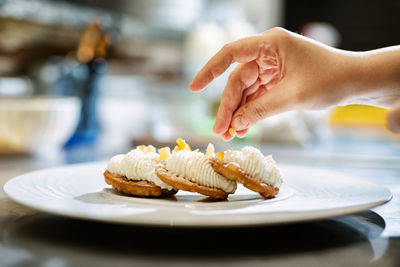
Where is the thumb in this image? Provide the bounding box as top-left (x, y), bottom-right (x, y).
top-left (231, 83), bottom-right (290, 130)
top-left (387, 102), bottom-right (400, 134)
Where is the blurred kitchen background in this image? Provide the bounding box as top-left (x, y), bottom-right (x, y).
top-left (0, 0), bottom-right (399, 167)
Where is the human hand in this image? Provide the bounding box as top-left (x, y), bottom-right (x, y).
top-left (189, 27), bottom-right (371, 141)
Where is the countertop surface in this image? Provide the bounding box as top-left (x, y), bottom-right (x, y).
top-left (1, 141), bottom-right (400, 267)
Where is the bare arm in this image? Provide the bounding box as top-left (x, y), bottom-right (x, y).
top-left (189, 28), bottom-right (400, 141)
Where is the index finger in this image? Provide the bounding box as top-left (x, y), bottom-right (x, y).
top-left (188, 35), bottom-right (263, 92)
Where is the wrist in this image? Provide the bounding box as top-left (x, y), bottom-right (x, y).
top-left (324, 51), bottom-right (365, 105)
top-left (342, 47), bottom-right (400, 107)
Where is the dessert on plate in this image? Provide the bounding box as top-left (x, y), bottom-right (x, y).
top-left (156, 139), bottom-right (237, 200)
top-left (104, 137), bottom-right (283, 201)
top-left (209, 146), bottom-right (283, 199)
top-left (104, 145), bottom-right (178, 197)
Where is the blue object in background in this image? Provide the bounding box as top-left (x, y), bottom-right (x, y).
top-left (60, 59), bottom-right (107, 148)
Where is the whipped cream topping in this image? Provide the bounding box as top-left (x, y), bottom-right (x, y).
top-left (166, 150), bottom-right (237, 194)
top-left (107, 154), bottom-right (125, 175)
top-left (223, 146), bottom-right (283, 187)
top-left (107, 149), bottom-right (174, 190)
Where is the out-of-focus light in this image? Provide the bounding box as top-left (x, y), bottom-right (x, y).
top-left (0, 77), bottom-right (32, 96)
top-left (152, 122), bottom-right (173, 143)
top-left (300, 22), bottom-right (341, 47)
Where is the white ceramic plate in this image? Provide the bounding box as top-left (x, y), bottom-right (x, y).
top-left (4, 162), bottom-right (392, 227)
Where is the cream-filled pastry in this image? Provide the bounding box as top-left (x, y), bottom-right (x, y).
top-left (156, 140), bottom-right (236, 199)
top-left (104, 146), bottom-right (177, 197)
top-left (210, 146), bottom-right (282, 199)
top-left (121, 149), bottom-right (175, 191)
top-left (223, 146), bottom-right (283, 187)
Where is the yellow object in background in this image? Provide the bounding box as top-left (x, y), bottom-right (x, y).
top-left (330, 105), bottom-right (389, 126)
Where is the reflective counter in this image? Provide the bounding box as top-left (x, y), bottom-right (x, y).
top-left (0, 144), bottom-right (399, 267)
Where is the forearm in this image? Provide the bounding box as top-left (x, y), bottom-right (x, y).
top-left (343, 45), bottom-right (400, 107)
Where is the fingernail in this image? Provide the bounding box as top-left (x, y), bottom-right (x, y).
top-left (232, 116), bottom-right (249, 131)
